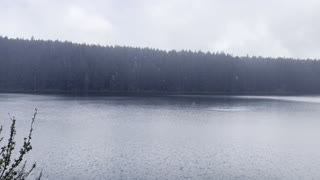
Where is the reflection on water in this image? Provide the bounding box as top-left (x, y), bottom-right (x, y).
top-left (0, 94), bottom-right (320, 180)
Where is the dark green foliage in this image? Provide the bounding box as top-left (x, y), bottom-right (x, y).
top-left (0, 109), bottom-right (41, 180)
top-left (0, 36), bottom-right (320, 94)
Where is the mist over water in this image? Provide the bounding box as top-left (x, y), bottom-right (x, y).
top-left (1, 94), bottom-right (320, 179)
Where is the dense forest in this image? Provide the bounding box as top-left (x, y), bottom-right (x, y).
top-left (0, 36), bottom-right (320, 95)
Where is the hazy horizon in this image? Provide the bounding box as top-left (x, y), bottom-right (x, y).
top-left (1, 0), bottom-right (320, 59)
top-left (1, 35), bottom-right (319, 60)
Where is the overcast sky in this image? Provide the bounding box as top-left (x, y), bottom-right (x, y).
top-left (1, 0), bottom-right (319, 59)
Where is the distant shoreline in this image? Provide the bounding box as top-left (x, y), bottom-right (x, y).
top-left (0, 90), bottom-right (317, 97)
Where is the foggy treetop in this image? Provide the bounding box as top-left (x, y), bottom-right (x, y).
top-left (2, 0), bottom-right (320, 59)
top-left (0, 36), bottom-right (320, 94)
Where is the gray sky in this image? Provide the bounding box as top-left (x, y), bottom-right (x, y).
top-left (1, 0), bottom-right (319, 59)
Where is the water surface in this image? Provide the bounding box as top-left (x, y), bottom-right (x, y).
top-left (0, 94), bottom-right (320, 179)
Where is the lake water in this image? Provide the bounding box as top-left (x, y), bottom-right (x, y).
top-left (0, 94), bottom-right (320, 180)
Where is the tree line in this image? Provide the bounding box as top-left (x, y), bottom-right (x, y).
top-left (0, 36), bottom-right (319, 95)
